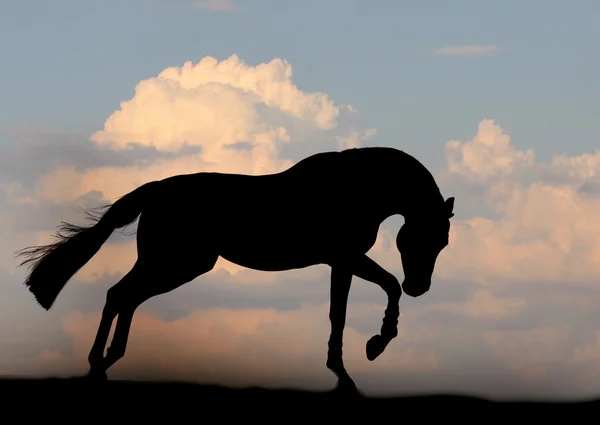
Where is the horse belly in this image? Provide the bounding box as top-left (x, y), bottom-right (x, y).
top-left (218, 251), bottom-right (322, 272)
top-left (218, 234), bottom-right (324, 271)
top-left (216, 219), bottom-right (327, 272)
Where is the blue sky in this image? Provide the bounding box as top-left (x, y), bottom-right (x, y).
top-left (1, 0), bottom-right (600, 400)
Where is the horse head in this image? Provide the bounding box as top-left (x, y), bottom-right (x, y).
top-left (396, 196), bottom-right (454, 298)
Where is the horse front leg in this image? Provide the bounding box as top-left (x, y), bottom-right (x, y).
top-left (350, 255), bottom-right (401, 362)
top-left (326, 266), bottom-right (358, 393)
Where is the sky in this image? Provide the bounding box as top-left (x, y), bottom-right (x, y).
top-left (1, 0), bottom-right (600, 401)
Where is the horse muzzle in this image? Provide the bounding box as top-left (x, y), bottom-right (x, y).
top-left (401, 279), bottom-right (431, 298)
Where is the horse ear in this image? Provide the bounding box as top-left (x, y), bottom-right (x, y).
top-left (445, 197), bottom-right (455, 217)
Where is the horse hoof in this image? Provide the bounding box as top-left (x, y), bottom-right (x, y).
top-left (366, 334), bottom-right (388, 361)
top-left (334, 377), bottom-right (361, 398)
top-left (326, 357), bottom-right (359, 396)
top-left (85, 369), bottom-right (108, 381)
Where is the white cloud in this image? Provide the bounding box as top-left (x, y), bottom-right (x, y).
top-left (337, 128), bottom-right (377, 150)
top-left (445, 119), bottom-right (535, 180)
top-left (30, 54), bottom-right (366, 205)
top-left (433, 119), bottom-right (600, 285)
top-left (316, 118), bottom-right (600, 289)
top-left (433, 45), bottom-right (499, 56)
top-left (92, 54), bottom-right (342, 152)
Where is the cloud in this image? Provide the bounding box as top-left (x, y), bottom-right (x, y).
top-left (91, 54), bottom-right (342, 151)
top-left (22, 54), bottom-right (366, 206)
top-left (433, 45), bottom-right (499, 56)
top-left (424, 289), bottom-right (526, 319)
top-left (6, 49), bottom-right (600, 400)
top-left (337, 128), bottom-right (377, 150)
top-left (188, 0), bottom-right (241, 13)
top-left (4, 304), bottom-right (438, 392)
top-left (0, 126), bottom-right (203, 188)
top-left (431, 119), bottom-right (600, 286)
top-left (8, 105), bottom-right (600, 293)
top-left (0, 53), bottom-right (375, 296)
top-left (445, 120), bottom-right (535, 180)
top-left (4, 224), bottom-right (600, 400)
top-left (12, 114), bottom-right (600, 292)
top-left (7, 273), bottom-right (600, 399)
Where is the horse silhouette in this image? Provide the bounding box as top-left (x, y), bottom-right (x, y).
top-left (16, 146), bottom-right (455, 393)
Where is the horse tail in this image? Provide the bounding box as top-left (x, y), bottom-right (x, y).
top-left (16, 181), bottom-right (161, 310)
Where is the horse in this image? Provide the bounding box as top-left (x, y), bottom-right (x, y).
top-left (15, 146), bottom-right (455, 392)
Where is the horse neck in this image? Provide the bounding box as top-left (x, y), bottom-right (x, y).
top-left (386, 162), bottom-right (444, 220)
top-left (398, 186), bottom-right (445, 222)
top-left (321, 147), bottom-right (445, 220)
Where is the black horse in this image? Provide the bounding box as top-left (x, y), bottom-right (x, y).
top-left (16, 146), bottom-right (455, 392)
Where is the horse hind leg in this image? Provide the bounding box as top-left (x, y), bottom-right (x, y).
top-left (87, 263), bottom-right (142, 378)
top-left (87, 251), bottom-right (219, 379)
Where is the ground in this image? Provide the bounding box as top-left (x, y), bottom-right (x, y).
top-left (1, 377), bottom-right (597, 421)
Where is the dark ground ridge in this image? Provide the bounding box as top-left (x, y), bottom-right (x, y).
top-left (1, 377), bottom-right (599, 419)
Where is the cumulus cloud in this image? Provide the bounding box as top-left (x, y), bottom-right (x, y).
top-left (92, 55), bottom-right (340, 152)
top-left (27, 54), bottom-right (365, 205)
top-left (445, 120), bottom-right (535, 180)
top-left (337, 128), bottom-right (377, 150)
top-left (433, 45), bottom-right (499, 56)
top-left (432, 119), bottom-right (600, 286)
